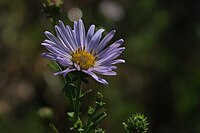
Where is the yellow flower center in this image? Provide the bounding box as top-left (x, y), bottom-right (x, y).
top-left (71, 50), bottom-right (96, 70)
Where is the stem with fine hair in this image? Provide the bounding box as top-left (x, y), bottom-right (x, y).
top-left (74, 78), bottom-right (82, 122)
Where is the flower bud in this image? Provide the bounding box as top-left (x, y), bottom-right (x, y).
top-left (38, 107), bottom-right (54, 120)
top-left (47, 0), bottom-right (63, 7)
top-left (123, 113), bottom-right (149, 133)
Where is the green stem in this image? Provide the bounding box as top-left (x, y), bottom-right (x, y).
top-left (50, 122), bottom-right (59, 133)
top-left (74, 78), bottom-right (82, 122)
top-left (84, 111), bottom-right (96, 133)
top-left (86, 109), bottom-right (97, 127)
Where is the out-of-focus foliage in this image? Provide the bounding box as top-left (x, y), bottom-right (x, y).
top-left (0, 0), bottom-right (199, 133)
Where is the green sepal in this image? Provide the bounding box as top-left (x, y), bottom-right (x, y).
top-left (87, 106), bottom-right (95, 116)
top-left (70, 118), bottom-right (84, 132)
top-left (95, 101), bottom-right (106, 110)
top-left (67, 112), bottom-right (74, 121)
top-left (95, 128), bottom-right (105, 133)
top-left (95, 92), bottom-right (106, 110)
top-left (47, 61), bottom-right (61, 72)
top-left (96, 92), bottom-right (104, 102)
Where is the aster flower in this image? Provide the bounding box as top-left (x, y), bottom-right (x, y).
top-left (42, 19), bottom-right (125, 85)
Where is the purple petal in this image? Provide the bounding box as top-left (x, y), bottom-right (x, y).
top-left (56, 56), bottom-right (73, 66)
top-left (41, 53), bottom-right (56, 60)
top-left (55, 26), bottom-right (75, 52)
top-left (42, 43), bottom-right (66, 57)
top-left (85, 24), bottom-right (95, 47)
top-left (92, 68), bottom-right (117, 76)
top-left (98, 47), bottom-right (125, 60)
top-left (95, 30), bottom-right (116, 52)
top-left (110, 59), bottom-right (125, 64)
top-left (44, 31), bottom-right (70, 52)
top-left (109, 39), bottom-right (124, 48)
top-left (100, 71), bottom-right (117, 76)
top-left (42, 43), bottom-right (72, 59)
top-left (78, 19), bottom-right (86, 49)
top-left (74, 63), bottom-right (81, 71)
top-left (58, 20), bottom-right (78, 50)
top-left (83, 70), bottom-right (108, 85)
top-left (43, 39), bottom-right (68, 53)
top-left (97, 47), bottom-right (125, 64)
top-left (66, 25), bottom-right (78, 50)
top-left (54, 68), bottom-right (76, 76)
top-left (97, 39), bottom-right (124, 59)
top-left (73, 21), bottom-right (81, 48)
top-left (87, 29), bottom-right (105, 52)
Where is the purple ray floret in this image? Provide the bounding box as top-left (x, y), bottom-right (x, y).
top-left (42, 19), bottom-right (125, 85)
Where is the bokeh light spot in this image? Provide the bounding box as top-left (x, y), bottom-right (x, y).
top-left (68, 7), bottom-right (83, 22)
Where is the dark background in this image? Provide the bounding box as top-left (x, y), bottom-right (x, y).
top-left (0, 0), bottom-right (200, 133)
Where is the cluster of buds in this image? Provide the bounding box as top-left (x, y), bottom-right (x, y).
top-left (123, 113), bottom-right (149, 133)
top-left (42, 0), bottom-right (63, 22)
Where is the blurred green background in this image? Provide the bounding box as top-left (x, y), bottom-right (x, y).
top-left (0, 0), bottom-right (200, 133)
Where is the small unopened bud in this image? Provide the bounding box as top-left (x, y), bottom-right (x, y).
top-left (95, 128), bottom-right (105, 133)
top-left (123, 113), bottom-right (149, 133)
top-left (47, 0), bottom-right (63, 7)
top-left (70, 118), bottom-right (84, 132)
top-left (38, 107), bottom-right (54, 120)
top-left (95, 92), bottom-right (106, 109)
top-left (87, 106), bottom-right (95, 115)
top-left (96, 92), bottom-right (104, 102)
top-left (42, 0), bottom-right (63, 19)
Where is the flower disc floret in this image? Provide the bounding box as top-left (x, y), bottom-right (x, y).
top-left (72, 49), bottom-right (95, 70)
